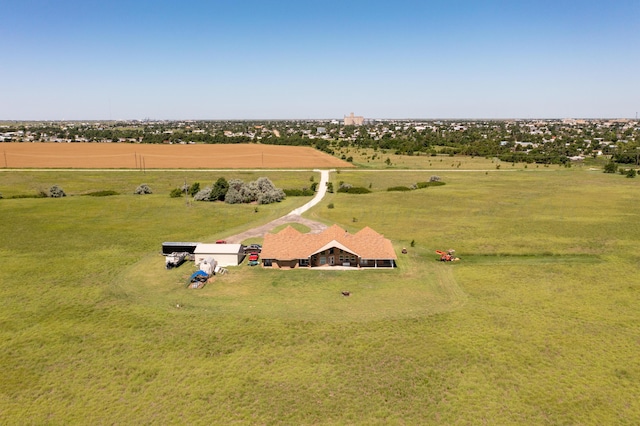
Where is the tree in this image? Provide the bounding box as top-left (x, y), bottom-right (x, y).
top-left (224, 179), bottom-right (245, 204)
top-left (194, 187), bottom-right (212, 201)
top-left (134, 184), bottom-right (152, 195)
top-left (188, 182), bottom-right (200, 196)
top-left (603, 161), bottom-right (618, 174)
top-left (49, 185), bottom-right (66, 198)
top-left (209, 177), bottom-right (229, 201)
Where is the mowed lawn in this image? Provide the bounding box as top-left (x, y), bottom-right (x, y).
top-left (1, 166), bottom-right (640, 424)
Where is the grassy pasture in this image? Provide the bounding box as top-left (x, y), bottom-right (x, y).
top-left (333, 146), bottom-right (605, 170)
top-left (1, 165), bottom-right (640, 424)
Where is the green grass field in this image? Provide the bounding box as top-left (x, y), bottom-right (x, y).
top-left (1, 164), bottom-right (639, 424)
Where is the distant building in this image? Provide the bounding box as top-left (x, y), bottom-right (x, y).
top-left (344, 112), bottom-right (364, 126)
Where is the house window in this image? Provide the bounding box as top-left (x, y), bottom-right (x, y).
top-left (339, 255), bottom-right (344, 262)
top-left (299, 259), bottom-right (309, 267)
top-left (329, 248), bottom-right (334, 254)
top-left (263, 259), bottom-right (272, 267)
top-left (320, 256), bottom-right (326, 265)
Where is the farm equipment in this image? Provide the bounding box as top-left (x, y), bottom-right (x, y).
top-left (436, 249), bottom-right (460, 262)
top-left (166, 251), bottom-right (189, 269)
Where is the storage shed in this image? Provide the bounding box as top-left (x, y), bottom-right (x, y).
top-left (194, 244), bottom-right (245, 267)
top-left (162, 242), bottom-right (200, 256)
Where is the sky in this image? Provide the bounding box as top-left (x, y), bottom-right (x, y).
top-left (1, 0), bottom-right (639, 120)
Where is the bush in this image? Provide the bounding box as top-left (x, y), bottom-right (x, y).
top-left (327, 203), bottom-right (334, 209)
top-left (134, 184), bottom-right (152, 195)
top-left (0, 192), bottom-right (3, 199)
top-left (604, 162), bottom-right (618, 174)
top-left (310, 182), bottom-right (318, 192)
top-left (170, 188), bottom-right (183, 198)
top-left (188, 182), bottom-right (200, 196)
top-left (430, 175), bottom-right (441, 182)
top-left (85, 190), bottom-right (119, 197)
top-left (258, 188), bottom-right (286, 204)
top-left (209, 177), bottom-right (228, 201)
top-left (284, 188), bottom-right (314, 196)
top-left (326, 182), bottom-right (334, 193)
top-left (625, 168), bottom-right (637, 178)
top-left (338, 186), bottom-right (371, 194)
top-left (49, 185), bottom-right (66, 198)
top-left (194, 187), bottom-right (212, 201)
top-left (10, 193), bottom-right (47, 199)
top-left (387, 186), bottom-right (411, 192)
top-left (416, 181), bottom-right (446, 188)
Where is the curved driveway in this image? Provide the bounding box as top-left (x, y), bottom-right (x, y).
top-left (225, 169), bottom-right (331, 244)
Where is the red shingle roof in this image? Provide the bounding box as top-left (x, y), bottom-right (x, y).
top-left (261, 224), bottom-right (396, 261)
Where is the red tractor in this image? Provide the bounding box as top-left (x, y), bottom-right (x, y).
top-left (436, 249), bottom-right (460, 262)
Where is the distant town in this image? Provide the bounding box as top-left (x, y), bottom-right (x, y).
top-left (1, 115), bottom-right (639, 165)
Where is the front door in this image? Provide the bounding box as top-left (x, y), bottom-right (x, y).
top-left (329, 256), bottom-right (334, 265)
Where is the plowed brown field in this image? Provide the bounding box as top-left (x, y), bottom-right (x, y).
top-left (0, 143), bottom-right (353, 169)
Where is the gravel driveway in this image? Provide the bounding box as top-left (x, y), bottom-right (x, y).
top-left (224, 170), bottom-right (331, 243)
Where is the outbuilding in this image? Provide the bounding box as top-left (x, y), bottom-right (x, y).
top-left (193, 243), bottom-right (245, 267)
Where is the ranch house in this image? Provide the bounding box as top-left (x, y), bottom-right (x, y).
top-left (260, 224), bottom-right (397, 269)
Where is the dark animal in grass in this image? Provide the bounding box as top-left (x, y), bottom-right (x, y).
top-left (341, 291), bottom-right (351, 297)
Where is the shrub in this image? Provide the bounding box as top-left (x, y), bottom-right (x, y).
top-left (326, 182), bottom-right (334, 193)
top-left (416, 181), bottom-right (446, 188)
top-left (625, 168), bottom-right (637, 178)
top-left (85, 190), bottom-right (119, 197)
top-left (11, 193), bottom-right (47, 199)
top-left (170, 188), bottom-right (183, 198)
top-left (310, 182), bottom-right (318, 192)
top-left (603, 162), bottom-right (618, 174)
top-left (338, 186), bottom-right (371, 194)
top-left (194, 187), bottom-right (212, 201)
top-left (327, 203), bottom-right (334, 209)
top-left (387, 186), bottom-right (411, 192)
top-left (224, 179), bottom-right (245, 204)
top-left (284, 189), bottom-right (314, 196)
top-left (430, 175), bottom-right (441, 182)
top-left (258, 188), bottom-right (286, 204)
top-left (188, 182), bottom-right (200, 196)
top-left (209, 177), bottom-right (228, 201)
top-left (134, 184), bottom-right (152, 195)
top-left (49, 185), bottom-right (66, 198)
top-left (0, 192), bottom-right (3, 199)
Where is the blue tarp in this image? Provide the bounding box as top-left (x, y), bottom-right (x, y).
top-left (189, 270), bottom-right (209, 282)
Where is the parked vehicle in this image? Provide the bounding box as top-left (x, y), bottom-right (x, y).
top-left (244, 244), bottom-right (262, 254)
top-left (248, 253), bottom-right (259, 262)
top-left (165, 252), bottom-right (189, 269)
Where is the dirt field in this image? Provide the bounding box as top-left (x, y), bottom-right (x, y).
top-left (0, 142), bottom-right (353, 169)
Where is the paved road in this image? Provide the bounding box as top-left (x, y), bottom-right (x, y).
top-left (225, 169), bottom-right (331, 243)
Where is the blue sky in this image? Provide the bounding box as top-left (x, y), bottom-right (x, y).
top-left (1, 0), bottom-right (638, 119)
